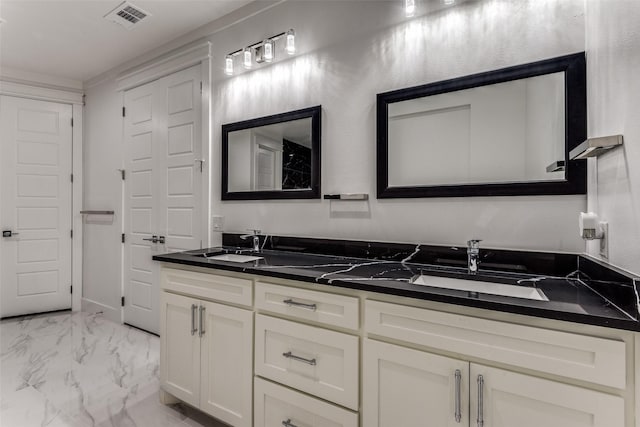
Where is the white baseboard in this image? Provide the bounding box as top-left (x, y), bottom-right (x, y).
top-left (81, 298), bottom-right (121, 324)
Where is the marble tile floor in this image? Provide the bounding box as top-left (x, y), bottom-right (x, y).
top-left (0, 311), bottom-right (225, 427)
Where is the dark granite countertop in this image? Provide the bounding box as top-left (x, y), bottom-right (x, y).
top-left (153, 236), bottom-right (640, 332)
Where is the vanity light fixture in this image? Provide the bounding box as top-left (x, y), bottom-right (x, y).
top-left (405, 0), bottom-right (416, 17)
top-left (243, 47), bottom-right (253, 69)
top-left (285, 29), bottom-right (296, 55)
top-left (224, 55), bottom-right (234, 76)
top-left (223, 29), bottom-right (297, 76)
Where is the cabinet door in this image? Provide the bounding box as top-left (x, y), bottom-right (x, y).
top-left (363, 339), bottom-right (469, 427)
top-left (160, 292), bottom-right (201, 407)
top-left (199, 300), bottom-right (253, 427)
top-left (470, 364), bottom-right (625, 427)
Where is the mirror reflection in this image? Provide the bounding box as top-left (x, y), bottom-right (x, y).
top-left (222, 106), bottom-right (321, 200)
top-left (377, 53), bottom-right (587, 198)
top-left (388, 72), bottom-right (565, 187)
top-left (228, 118), bottom-right (313, 192)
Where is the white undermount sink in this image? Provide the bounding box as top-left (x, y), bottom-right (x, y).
top-left (410, 275), bottom-right (549, 301)
top-left (207, 254), bottom-right (264, 263)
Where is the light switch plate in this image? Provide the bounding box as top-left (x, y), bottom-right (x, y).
top-left (212, 215), bottom-right (224, 232)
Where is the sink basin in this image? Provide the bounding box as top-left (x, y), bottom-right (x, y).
top-left (206, 253), bottom-right (263, 263)
top-left (410, 275), bottom-right (549, 301)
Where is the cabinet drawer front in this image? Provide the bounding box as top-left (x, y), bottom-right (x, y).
top-left (255, 281), bottom-right (359, 330)
top-left (365, 300), bottom-right (626, 389)
top-left (255, 314), bottom-right (359, 410)
top-left (161, 267), bottom-right (252, 307)
top-left (254, 378), bottom-right (358, 427)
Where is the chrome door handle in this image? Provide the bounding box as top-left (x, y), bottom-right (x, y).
top-left (2, 230), bottom-right (19, 237)
top-left (191, 304), bottom-right (198, 336)
top-left (142, 235), bottom-right (158, 243)
top-left (282, 419), bottom-right (298, 427)
top-left (477, 374), bottom-right (484, 427)
top-left (282, 351), bottom-right (316, 365)
top-left (158, 235), bottom-right (165, 244)
top-left (198, 305), bottom-right (205, 337)
top-left (455, 369), bottom-right (462, 423)
top-left (283, 299), bottom-right (317, 311)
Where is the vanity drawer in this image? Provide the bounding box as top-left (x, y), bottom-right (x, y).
top-left (254, 378), bottom-right (358, 427)
top-left (255, 314), bottom-right (359, 410)
top-left (365, 300), bottom-right (626, 389)
top-left (255, 281), bottom-right (359, 330)
top-left (161, 267), bottom-right (252, 307)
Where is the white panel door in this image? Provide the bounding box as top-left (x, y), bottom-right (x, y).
top-left (159, 291), bottom-right (200, 407)
top-left (124, 81), bottom-right (159, 333)
top-left (123, 64), bottom-right (202, 334)
top-left (470, 364), bottom-right (625, 427)
top-left (362, 339), bottom-right (470, 427)
top-left (0, 96), bottom-right (72, 317)
top-left (199, 301), bottom-right (253, 427)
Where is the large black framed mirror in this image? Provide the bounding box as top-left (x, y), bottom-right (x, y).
top-left (222, 106), bottom-right (321, 200)
top-left (376, 53), bottom-right (586, 198)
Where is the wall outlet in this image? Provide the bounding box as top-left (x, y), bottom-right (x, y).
top-left (599, 221), bottom-right (609, 259)
top-left (212, 215), bottom-right (224, 232)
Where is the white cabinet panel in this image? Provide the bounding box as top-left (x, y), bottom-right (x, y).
top-left (255, 377), bottom-right (358, 427)
top-left (199, 301), bottom-right (253, 427)
top-left (363, 339), bottom-right (469, 427)
top-left (470, 364), bottom-right (625, 427)
top-left (255, 314), bottom-right (359, 410)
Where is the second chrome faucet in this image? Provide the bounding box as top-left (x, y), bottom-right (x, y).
top-left (467, 239), bottom-right (482, 275)
top-left (240, 229), bottom-right (262, 252)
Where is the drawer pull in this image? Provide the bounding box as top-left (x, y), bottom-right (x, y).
top-left (283, 299), bottom-right (317, 311)
top-left (477, 374), bottom-right (484, 427)
top-left (282, 351), bottom-right (316, 366)
top-left (281, 419), bottom-right (299, 427)
top-left (191, 304), bottom-right (198, 336)
top-left (199, 305), bottom-right (206, 337)
top-left (454, 369), bottom-right (462, 423)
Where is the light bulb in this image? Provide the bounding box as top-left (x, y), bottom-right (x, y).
top-left (405, 0), bottom-right (415, 17)
top-left (285, 29), bottom-right (296, 55)
top-left (243, 48), bottom-right (252, 69)
top-left (263, 39), bottom-right (274, 63)
top-left (224, 55), bottom-right (234, 76)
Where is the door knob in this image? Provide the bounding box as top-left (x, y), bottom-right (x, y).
top-left (2, 230), bottom-right (19, 238)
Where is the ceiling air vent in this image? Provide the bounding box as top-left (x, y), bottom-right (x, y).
top-left (104, 2), bottom-right (150, 30)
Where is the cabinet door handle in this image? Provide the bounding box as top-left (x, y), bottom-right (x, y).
top-left (199, 305), bottom-right (205, 337)
top-left (190, 304), bottom-right (198, 336)
top-left (454, 369), bottom-right (462, 423)
top-left (283, 299), bottom-right (317, 311)
top-left (282, 351), bottom-right (316, 366)
top-left (282, 419), bottom-right (298, 427)
top-left (477, 374), bottom-right (484, 427)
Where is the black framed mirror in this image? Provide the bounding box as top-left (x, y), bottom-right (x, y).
top-left (222, 106), bottom-right (321, 200)
top-left (376, 53), bottom-right (587, 198)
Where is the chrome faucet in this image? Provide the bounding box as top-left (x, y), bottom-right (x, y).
top-left (467, 239), bottom-right (482, 275)
top-left (240, 229), bottom-right (261, 252)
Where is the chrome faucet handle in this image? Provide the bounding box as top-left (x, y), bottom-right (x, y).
top-left (247, 228), bottom-right (261, 235)
top-left (467, 239), bottom-right (482, 249)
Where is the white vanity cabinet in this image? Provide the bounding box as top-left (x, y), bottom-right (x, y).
top-left (160, 268), bottom-right (253, 427)
top-left (364, 300), bottom-right (627, 427)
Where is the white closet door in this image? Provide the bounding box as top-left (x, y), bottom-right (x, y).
top-left (0, 96), bottom-right (73, 317)
top-left (123, 64), bottom-right (202, 334)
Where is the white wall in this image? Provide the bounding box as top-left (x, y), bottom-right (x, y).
top-left (585, 0), bottom-right (640, 275)
top-left (81, 79), bottom-right (123, 322)
top-left (212, 0), bottom-right (587, 252)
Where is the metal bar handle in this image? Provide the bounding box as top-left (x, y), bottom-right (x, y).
top-left (282, 419), bottom-right (298, 427)
top-left (454, 369), bottom-right (462, 423)
top-left (142, 235), bottom-right (158, 243)
top-left (477, 374), bottom-right (484, 427)
top-left (191, 304), bottom-right (198, 336)
top-left (283, 299), bottom-right (317, 311)
top-left (199, 305), bottom-right (206, 337)
top-left (282, 351), bottom-right (316, 366)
